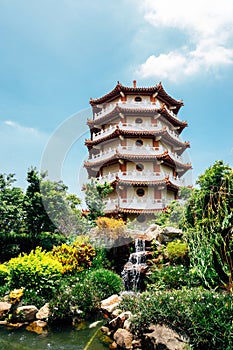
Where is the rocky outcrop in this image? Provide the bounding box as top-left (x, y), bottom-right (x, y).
top-left (113, 328), bottom-right (133, 349)
top-left (36, 303), bottom-right (50, 320)
top-left (16, 305), bottom-right (38, 322)
top-left (26, 320), bottom-right (48, 335)
top-left (0, 302), bottom-right (11, 320)
top-left (142, 324), bottom-right (188, 350)
top-left (101, 294), bottom-right (122, 317)
top-left (101, 294), bottom-right (190, 350)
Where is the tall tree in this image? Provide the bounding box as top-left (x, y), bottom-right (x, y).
top-left (83, 178), bottom-right (113, 222)
top-left (0, 173), bottom-right (25, 234)
top-left (185, 160), bottom-right (233, 290)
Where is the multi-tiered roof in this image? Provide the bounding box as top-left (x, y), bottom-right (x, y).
top-left (84, 81), bottom-right (192, 221)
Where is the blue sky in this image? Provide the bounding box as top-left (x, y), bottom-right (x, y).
top-left (0, 0), bottom-right (232, 199)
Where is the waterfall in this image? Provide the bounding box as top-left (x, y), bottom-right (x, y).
top-left (121, 238), bottom-right (148, 292)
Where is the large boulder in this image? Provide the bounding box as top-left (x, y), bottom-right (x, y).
top-left (144, 224), bottom-right (163, 243)
top-left (0, 302), bottom-right (11, 320)
top-left (161, 227), bottom-right (182, 242)
top-left (142, 324), bottom-right (188, 350)
top-left (26, 320), bottom-right (48, 334)
top-left (101, 295), bottom-right (122, 317)
top-left (113, 328), bottom-right (133, 349)
top-left (16, 305), bottom-right (38, 322)
top-left (36, 303), bottom-right (50, 320)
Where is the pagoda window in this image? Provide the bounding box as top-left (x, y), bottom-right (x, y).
top-left (135, 139), bottom-right (143, 147)
top-left (135, 96), bottom-right (142, 102)
top-left (136, 163), bottom-right (144, 171)
top-left (136, 188), bottom-right (145, 197)
top-left (135, 118), bottom-right (143, 124)
top-left (137, 214), bottom-right (145, 223)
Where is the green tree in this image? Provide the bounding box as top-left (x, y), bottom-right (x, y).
top-left (0, 173), bottom-right (25, 234)
top-left (0, 174), bottom-right (27, 260)
top-left (24, 168), bottom-right (88, 242)
top-left (83, 178), bottom-right (113, 222)
top-left (23, 168), bottom-right (57, 242)
top-left (185, 160), bottom-right (233, 290)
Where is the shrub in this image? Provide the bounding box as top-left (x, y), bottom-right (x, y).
top-left (165, 240), bottom-right (189, 263)
top-left (84, 268), bottom-right (124, 303)
top-left (0, 264), bottom-right (9, 286)
top-left (51, 239), bottom-right (96, 274)
top-left (95, 217), bottom-right (126, 240)
top-left (148, 265), bottom-right (201, 290)
top-left (6, 247), bottom-right (63, 306)
top-left (49, 268), bottom-right (124, 324)
top-left (120, 287), bottom-right (233, 350)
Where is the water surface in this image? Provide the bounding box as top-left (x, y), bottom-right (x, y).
top-left (0, 321), bottom-right (111, 350)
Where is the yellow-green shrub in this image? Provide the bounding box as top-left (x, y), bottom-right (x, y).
top-left (7, 247), bottom-right (63, 300)
top-left (95, 217), bottom-right (126, 240)
top-left (0, 264), bottom-right (9, 286)
top-left (96, 217), bottom-right (125, 229)
top-left (165, 240), bottom-right (189, 263)
top-left (52, 240), bottom-right (96, 274)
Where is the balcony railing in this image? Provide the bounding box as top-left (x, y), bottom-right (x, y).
top-left (92, 121), bottom-right (166, 141)
top-left (88, 145), bottom-right (185, 165)
top-left (103, 197), bottom-right (169, 211)
top-left (98, 170), bottom-right (185, 187)
top-left (93, 101), bottom-right (181, 121)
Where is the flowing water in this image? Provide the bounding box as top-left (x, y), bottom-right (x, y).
top-left (0, 321), bottom-right (111, 350)
top-left (121, 238), bottom-right (148, 291)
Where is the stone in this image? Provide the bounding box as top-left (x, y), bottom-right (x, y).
top-left (144, 224), bottom-right (163, 242)
top-left (101, 295), bottom-right (122, 316)
top-left (36, 303), bottom-right (50, 320)
top-left (161, 227), bottom-right (182, 241)
top-left (0, 302), bottom-right (11, 320)
top-left (142, 324), bottom-right (189, 350)
top-left (114, 328), bottom-right (133, 349)
top-left (109, 311), bottom-right (132, 330)
top-left (26, 320), bottom-right (48, 334)
top-left (16, 305), bottom-right (38, 322)
top-left (123, 319), bottom-right (132, 332)
top-left (109, 341), bottom-right (118, 349)
top-left (101, 326), bottom-right (110, 334)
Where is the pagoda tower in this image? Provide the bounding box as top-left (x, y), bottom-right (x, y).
top-left (84, 81), bottom-right (192, 223)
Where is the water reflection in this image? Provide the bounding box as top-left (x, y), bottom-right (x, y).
top-left (0, 322), bottom-right (111, 350)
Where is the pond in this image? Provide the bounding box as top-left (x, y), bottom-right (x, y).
top-left (0, 320), bottom-right (111, 350)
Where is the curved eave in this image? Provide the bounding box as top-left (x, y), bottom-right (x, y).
top-left (90, 82), bottom-right (183, 113)
top-left (85, 128), bottom-right (190, 151)
top-left (158, 107), bottom-right (187, 133)
top-left (104, 208), bottom-right (164, 215)
top-left (84, 152), bottom-right (192, 175)
top-left (87, 105), bottom-right (187, 130)
top-left (113, 178), bottom-right (180, 189)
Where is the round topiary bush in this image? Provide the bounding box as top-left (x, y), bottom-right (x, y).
top-left (84, 268), bottom-right (124, 302)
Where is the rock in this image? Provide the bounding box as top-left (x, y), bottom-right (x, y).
top-left (109, 311), bottom-right (132, 330)
top-left (144, 224), bottom-right (163, 242)
top-left (142, 324), bottom-right (188, 350)
top-left (0, 302), bottom-right (11, 320)
top-left (36, 303), bottom-right (50, 320)
top-left (123, 319), bottom-right (132, 332)
top-left (114, 328), bottom-right (133, 349)
top-left (132, 339), bottom-right (141, 348)
top-left (109, 341), bottom-right (118, 349)
top-left (26, 320), bottom-right (48, 334)
top-left (7, 322), bottom-right (25, 329)
top-left (101, 325), bottom-right (111, 334)
top-left (161, 227), bottom-right (182, 241)
top-left (101, 295), bottom-right (122, 316)
top-left (16, 305), bottom-right (38, 322)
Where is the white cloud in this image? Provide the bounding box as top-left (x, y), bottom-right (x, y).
top-left (4, 120), bottom-right (41, 137)
top-left (136, 0), bottom-right (233, 81)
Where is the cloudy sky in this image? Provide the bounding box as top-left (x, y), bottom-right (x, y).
top-left (0, 0), bottom-right (232, 197)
